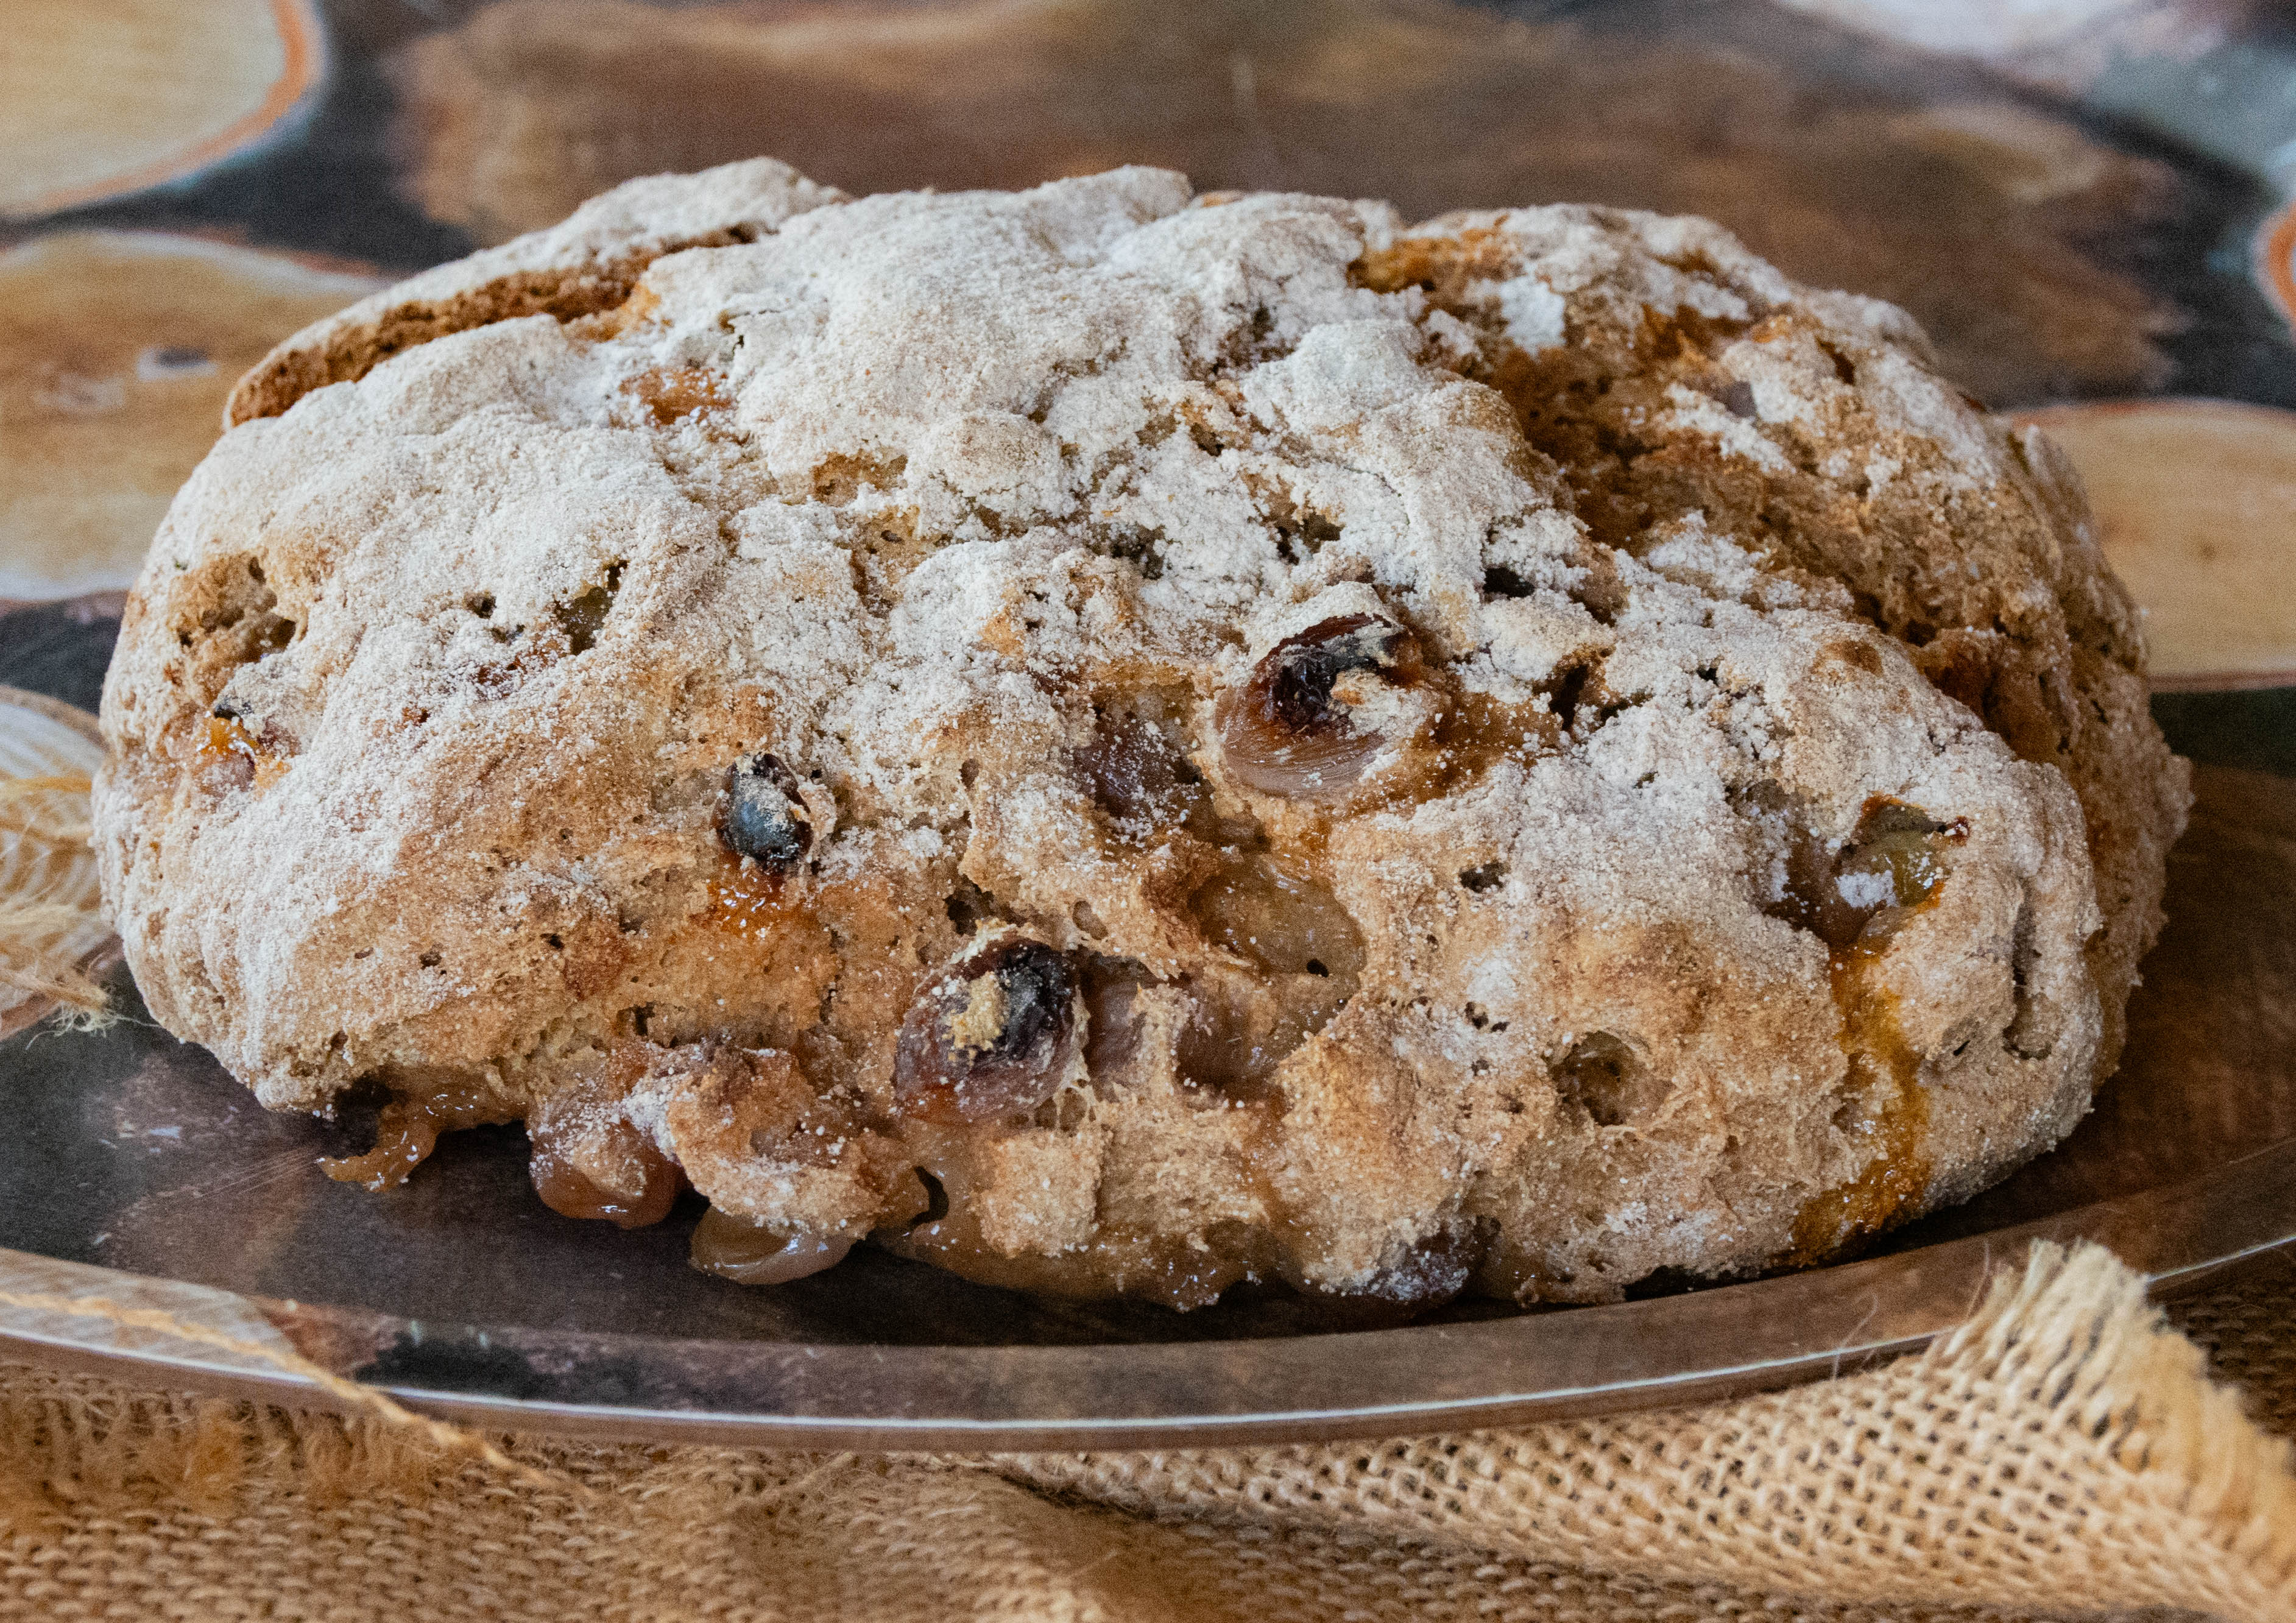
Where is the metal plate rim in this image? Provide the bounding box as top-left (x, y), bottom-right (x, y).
top-left (4, 1137), bottom-right (2289, 1450)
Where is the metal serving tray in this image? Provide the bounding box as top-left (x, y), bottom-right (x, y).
top-left (2, 0), bottom-right (2292, 1446)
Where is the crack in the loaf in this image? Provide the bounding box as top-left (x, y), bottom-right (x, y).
top-left (1458, 861), bottom-right (1508, 893)
top-left (1240, 471), bottom-right (1344, 566)
top-left (907, 1168), bottom-right (950, 1230)
top-left (943, 872), bottom-right (1001, 936)
top-left (1022, 344), bottom-right (1122, 424)
top-left (228, 236), bottom-right (758, 425)
top-left (1544, 657), bottom-right (1634, 740)
top-left (1369, 240), bottom-right (1773, 569)
top-left (1212, 302), bottom-right (1280, 375)
top-left (2005, 893), bottom-right (2052, 1059)
top-left (847, 507), bottom-right (936, 607)
top-left (176, 558), bottom-right (294, 673)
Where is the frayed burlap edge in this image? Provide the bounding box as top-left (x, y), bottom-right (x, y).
top-left (1, 1240), bottom-right (2289, 1622)
top-left (1007, 1242), bottom-right (2296, 1620)
top-left (0, 768), bottom-right (113, 1031)
top-left (0, 1287), bottom-right (553, 1497)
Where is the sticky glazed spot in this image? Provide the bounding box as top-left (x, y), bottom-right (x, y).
top-left (200, 701), bottom-right (289, 790)
top-left (527, 1109), bottom-right (679, 1229)
top-left (892, 937), bottom-right (1079, 1122)
top-left (1219, 613), bottom-right (1423, 797)
top-left (688, 1206), bottom-right (853, 1284)
top-left (721, 753), bottom-right (813, 869)
top-left (319, 1076), bottom-right (507, 1190)
top-left (1767, 797), bottom-right (1967, 953)
top-left (1839, 801), bottom-right (1961, 906)
top-left (623, 364), bottom-right (732, 424)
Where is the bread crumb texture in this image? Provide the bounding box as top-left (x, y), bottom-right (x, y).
top-left (96, 160), bottom-right (2189, 1307)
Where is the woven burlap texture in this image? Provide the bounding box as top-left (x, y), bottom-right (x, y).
top-left (2, 1240), bottom-right (2291, 1623)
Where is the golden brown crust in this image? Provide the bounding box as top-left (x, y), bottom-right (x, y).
top-left (96, 166), bottom-right (2185, 1309)
top-left (1356, 217), bottom-right (2186, 1092)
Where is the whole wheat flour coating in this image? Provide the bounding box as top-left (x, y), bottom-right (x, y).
top-left (95, 160), bottom-right (2190, 1308)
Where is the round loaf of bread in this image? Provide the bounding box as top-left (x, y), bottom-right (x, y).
top-left (95, 160), bottom-right (2189, 1307)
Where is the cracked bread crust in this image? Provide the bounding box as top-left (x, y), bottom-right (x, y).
top-left (223, 158), bottom-right (847, 429)
top-left (96, 160), bottom-right (2188, 1308)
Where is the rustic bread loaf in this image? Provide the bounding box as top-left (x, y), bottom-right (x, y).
top-left (95, 160), bottom-right (2188, 1307)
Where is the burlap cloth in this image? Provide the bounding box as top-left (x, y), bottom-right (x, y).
top-left (0, 1240), bottom-right (2287, 1622)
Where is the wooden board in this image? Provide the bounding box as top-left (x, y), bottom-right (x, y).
top-left (2017, 399), bottom-right (2296, 691)
top-left (0, 232), bottom-right (380, 603)
top-left (0, 0), bottom-right (322, 217)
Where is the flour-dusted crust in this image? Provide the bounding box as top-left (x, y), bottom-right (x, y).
top-left (222, 158), bottom-right (847, 428)
top-left (96, 160), bottom-right (2189, 1307)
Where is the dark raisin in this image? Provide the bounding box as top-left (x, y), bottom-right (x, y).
top-left (721, 753), bottom-right (813, 868)
top-left (892, 938), bottom-right (1078, 1122)
top-left (1218, 613), bottom-right (1421, 796)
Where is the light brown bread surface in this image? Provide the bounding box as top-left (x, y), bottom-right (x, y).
top-left (94, 159), bottom-right (2188, 1307)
